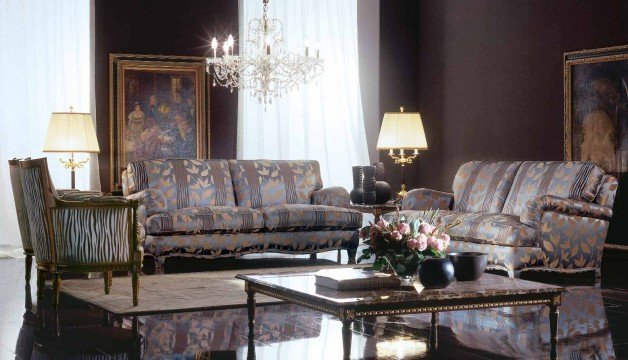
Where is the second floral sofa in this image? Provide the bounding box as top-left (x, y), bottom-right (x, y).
top-left (121, 159), bottom-right (362, 272)
top-left (386, 160), bottom-right (617, 277)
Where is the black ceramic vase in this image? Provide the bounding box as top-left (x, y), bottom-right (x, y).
top-left (362, 166), bottom-right (377, 205)
top-left (447, 252), bottom-right (488, 281)
top-left (417, 257), bottom-right (455, 289)
top-left (373, 162), bottom-right (386, 181)
top-left (374, 181), bottom-right (392, 204)
top-left (350, 166), bottom-right (364, 204)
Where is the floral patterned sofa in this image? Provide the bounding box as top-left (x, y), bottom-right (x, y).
top-left (387, 161), bottom-right (617, 277)
top-left (121, 159), bottom-right (362, 271)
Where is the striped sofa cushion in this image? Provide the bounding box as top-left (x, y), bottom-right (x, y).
top-left (502, 161), bottom-right (604, 217)
top-left (452, 161), bottom-right (522, 213)
top-left (229, 160), bottom-right (324, 208)
top-left (261, 204), bottom-right (362, 231)
top-left (126, 159), bottom-right (236, 210)
top-left (146, 206), bottom-right (264, 235)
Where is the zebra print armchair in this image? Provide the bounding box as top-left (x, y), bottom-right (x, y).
top-left (19, 158), bottom-right (141, 307)
top-left (8, 159), bottom-right (34, 306)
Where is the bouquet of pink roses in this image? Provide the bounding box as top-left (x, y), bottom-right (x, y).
top-left (357, 210), bottom-right (460, 277)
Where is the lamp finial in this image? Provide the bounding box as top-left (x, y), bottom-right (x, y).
top-left (69, 106), bottom-right (74, 113)
top-left (400, 106), bottom-right (404, 112)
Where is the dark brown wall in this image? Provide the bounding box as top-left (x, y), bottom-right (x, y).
top-left (94, 0), bottom-right (238, 192)
top-left (380, 0), bottom-right (627, 242)
top-left (379, 0), bottom-right (423, 193)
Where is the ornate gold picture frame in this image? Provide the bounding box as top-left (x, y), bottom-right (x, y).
top-left (109, 54), bottom-right (209, 189)
top-left (564, 45), bottom-right (628, 176)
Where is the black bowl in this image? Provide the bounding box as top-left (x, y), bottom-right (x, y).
top-left (447, 252), bottom-right (488, 281)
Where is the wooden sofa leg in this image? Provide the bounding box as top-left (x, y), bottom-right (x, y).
top-left (347, 248), bottom-right (357, 265)
top-left (25, 254), bottom-right (32, 285)
top-left (154, 257), bottom-right (165, 275)
top-left (104, 271), bottom-right (112, 294)
top-left (310, 253), bottom-right (317, 260)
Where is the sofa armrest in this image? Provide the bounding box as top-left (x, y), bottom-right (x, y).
top-left (402, 188), bottom-right (454, 211)
top-left (311, 186), bottom-right (350, 208)
top-left (126, 188), bottom-right (167, 217)
top-left (57, 189), bottom-right (105, 201)
top-left (521, 194), bottom-right (613, 227)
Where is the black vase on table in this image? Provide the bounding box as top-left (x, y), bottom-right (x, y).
top-left (371, 162), bottom-right (391, 204)
top-left (374, 181), bottom-right (392, 204)
top-left (362, 166), bottom-right (377, 205)
top-left (447, 252), bottom-right (488, 281)
top-left (417, 257), bottom-right (455, 289)
top-left (373, 162), bottom-right (386, 181)
top-left (350, 166), bottom-right (364, 204)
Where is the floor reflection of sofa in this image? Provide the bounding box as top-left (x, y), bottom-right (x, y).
top-left (131, 304), bottom-right (322, 359)
top-left (435, 287), bottom-right (616, 359)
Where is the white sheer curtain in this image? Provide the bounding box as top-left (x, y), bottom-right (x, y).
top-left (0, 0), bottom-right (91, 247)
top-left (237, 0), bottom-right (370, 191)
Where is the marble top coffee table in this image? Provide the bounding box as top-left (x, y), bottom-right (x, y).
top-left (237, 272), bottom-right (565, 360)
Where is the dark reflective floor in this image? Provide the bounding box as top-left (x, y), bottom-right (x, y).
top-left (1, 251), bottom-right (627, 359)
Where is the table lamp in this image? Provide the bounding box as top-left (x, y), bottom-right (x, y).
top-left (42, 107), bottom-right (100, 189)
top-left (376, 106), bottom-right (428, 197)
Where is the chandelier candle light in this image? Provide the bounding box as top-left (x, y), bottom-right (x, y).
top-left (376, 107), bottom-right (428, 197)
top-left (206, 0), bottom-right (323, 104)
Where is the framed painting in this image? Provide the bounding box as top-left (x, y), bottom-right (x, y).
top-left (109, 53), bottom-right (209, 189)
top-left (564, 45), bottom-right (628, 176)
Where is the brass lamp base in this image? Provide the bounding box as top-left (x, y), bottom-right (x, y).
top-left (397, 184), bottom-right (408, 198)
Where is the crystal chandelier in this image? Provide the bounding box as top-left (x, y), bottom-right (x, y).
top-left (206, 0), bottom-right (323, 104)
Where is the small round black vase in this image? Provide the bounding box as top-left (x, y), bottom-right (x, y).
top-left (417, 257), bottom-right (455, 289)
top-left (350, 166), bottom-right (364, 204)
top-left (447, 252), bottom-right (488, 281)
top-left (374, 181), bottom-right (392, 204)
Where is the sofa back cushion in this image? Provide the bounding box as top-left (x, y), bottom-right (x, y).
top-left (502, 161), bottom-right (604, 217)
top-left (229, 160), bottom-right (323, 208)
top-left (452, 161), bottom-right (522, 213)
top-left (125, 159), bottom-right (236, 210)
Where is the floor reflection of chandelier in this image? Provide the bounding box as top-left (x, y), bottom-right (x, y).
top-left (206, 0), bottom-right (323, 104)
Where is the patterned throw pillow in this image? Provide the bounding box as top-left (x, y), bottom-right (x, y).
top-left (452, 161), bottom-right (523, 213)
top-left (229, 160), bottom-right (323, 208)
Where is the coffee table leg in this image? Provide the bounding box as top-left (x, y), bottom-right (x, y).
top-left (246, 285), bottom-right (256, 360)
top-left (549, 299), bottom-right (559, 360)
top-left (429, 312), bottom-right (439, 351)
top-left (342, 320), bottom-right (353, 360)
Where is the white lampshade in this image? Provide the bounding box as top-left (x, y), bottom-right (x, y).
top-left (376, 110), bottom-right (428, 150)
top-left (42, 111), bottom-right (100, 153)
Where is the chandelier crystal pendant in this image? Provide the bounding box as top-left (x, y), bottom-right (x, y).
top-left (206, 0), bottom-right (323, 104)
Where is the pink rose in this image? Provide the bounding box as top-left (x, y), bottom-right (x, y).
top-left (427, 235), bottom-right (438, 248)
top-left (397, 222), bottom-right (410, 235)
top-left (417, 234), bottom-right (428, 251)
top-left (390, 230), bottom-right (403, 240)
top-left (407, 238), bottom-right (418, 250)
top-left (419, 222), bottom-right (434, 235)
top-left (376, 219), bottom-right (389, 229)
top-left (369, 226), bottom-right (380, 237)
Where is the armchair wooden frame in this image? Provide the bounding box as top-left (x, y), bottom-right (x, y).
top-left (18, 158), bottom-right (141, 308)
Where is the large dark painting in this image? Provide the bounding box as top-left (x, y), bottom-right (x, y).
top-left (564, 45), bottom-right (628, 176)
top-left (110, 54), bottom-right (209, 189)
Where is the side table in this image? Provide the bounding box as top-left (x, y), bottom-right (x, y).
top-left (349, 202), bottom-right (398, 222)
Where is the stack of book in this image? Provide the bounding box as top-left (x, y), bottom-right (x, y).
top-left (314, 268), bottom-right (401, 290)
